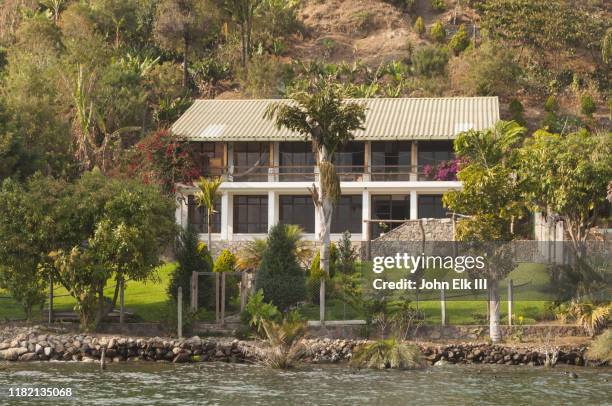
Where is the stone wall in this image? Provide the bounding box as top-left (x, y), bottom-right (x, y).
top-left (375, 218), bottom-right (454, 242)
top-left (0, 327), bottom-right (601, 367)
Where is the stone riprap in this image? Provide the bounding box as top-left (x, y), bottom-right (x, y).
top-left (0, 327), bottom-right (600, 367)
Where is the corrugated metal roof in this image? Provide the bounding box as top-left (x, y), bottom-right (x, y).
top-left (171, 97), bottom-right (499, 141)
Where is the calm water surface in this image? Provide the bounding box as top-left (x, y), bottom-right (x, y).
top-left (0, 361), bottom-right (610, 405)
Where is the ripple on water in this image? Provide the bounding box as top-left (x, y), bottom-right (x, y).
top-left (1, 362), bottom-right (611, 406)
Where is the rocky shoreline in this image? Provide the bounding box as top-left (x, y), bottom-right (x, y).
top-left (0, 327), bottom-right (603, 367)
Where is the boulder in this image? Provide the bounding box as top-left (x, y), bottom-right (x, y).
top-left (0, 347), bottom-right (28, 361)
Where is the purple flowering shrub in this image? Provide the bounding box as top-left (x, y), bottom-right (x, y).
top-left (421, 159), bottom-right (460, 181)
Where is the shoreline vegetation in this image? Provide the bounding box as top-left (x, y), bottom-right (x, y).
top-left (0, 326), bottom-right (608, 368)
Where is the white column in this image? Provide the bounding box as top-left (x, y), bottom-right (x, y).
top-left (410, 190), bottom-right (418, 219)
top-left (410, 141), bottom-right (418, 181)
top-left (175, 192), bottom-right (184, 228)
top-left (363, 141), bottom-right (371, 181)
top-left (270, 141), bottom-right (280, 182)
top-left (221, 191), bottom-right (230, 240)
top-left (362, 190), bottom-right (370, 241)
top-left (227, 142), bottom-right (234, 180)
top-left (268, 191), bottom-right (278, 231)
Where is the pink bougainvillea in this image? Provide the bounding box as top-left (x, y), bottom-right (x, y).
top-left (421, 159), bottom-right (461, 181)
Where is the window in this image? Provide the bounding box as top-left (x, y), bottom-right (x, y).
top-left (418, 141), bottom-right (454, 167)
top-left (187, 195), bottom-right (221, 233)
top-left (233, 142), bottom-right (270, 181)
top-left (279, 195), bottom-right (315, 233)
top-left (371, 195), bottom-right (410, 237)
top-left (192, 142), bottom-right (224, 177)
top-left (233, 195), bottom-right (268, 233)
top-left (418, 194), bottom-right (446, 218)
top-left (331, 195), bottom-right (362, 234)
top-left (335, 142), bottom-right (365, 179)
top-left (371, 141), bottom-right (411, 180)
top-left (279, 142), bottom-right (315, 181)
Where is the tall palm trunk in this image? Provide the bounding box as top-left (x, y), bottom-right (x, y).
top-left (489, 278), bottom-right (501, 342)
top-left (182, 35), bottom-right (189, 88)
top-left (316, 146), bottom-right (334, 323)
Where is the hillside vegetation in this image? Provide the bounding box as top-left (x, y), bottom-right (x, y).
top-left (0, 0), bottom-right (609, 182)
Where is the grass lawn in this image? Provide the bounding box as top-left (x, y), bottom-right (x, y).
top-left (0, 263), bottom-right (177, 322)
top-left (2, 262), bottom-right (554, 325)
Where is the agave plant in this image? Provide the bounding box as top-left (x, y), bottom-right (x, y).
top-left (351, 338), bottom-right (426, 370)
top-left (258, 315), bottom-right (308, 369)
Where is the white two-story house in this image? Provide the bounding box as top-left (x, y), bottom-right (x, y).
top-left (171, 97), bottom-right (500, 252)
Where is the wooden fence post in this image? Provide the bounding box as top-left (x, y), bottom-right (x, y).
top-left (221, 273), bottom-right (226, 326)
top-left (191, 271), bottom-right (198, 312)
top-left (240, 272), bottom-right (247, 311)
top-left (215, 273), bottom-right (220, 324)
top-left (440, 289), bottom-right (447, 326)
top-left (508, 279), bottom-right (513, 326)
top-left (119, 280), bottom-right (125, 324)
top-left (48, 273), bottom-right (54, 324)
top-left (177, 287), bottom-right (183, 339)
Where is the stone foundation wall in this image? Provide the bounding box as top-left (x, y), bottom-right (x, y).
top-left (376, 218), bottom-right (454, 242)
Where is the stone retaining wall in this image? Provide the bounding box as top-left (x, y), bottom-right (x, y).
top-left (0, 327), bottom-right (601, 367)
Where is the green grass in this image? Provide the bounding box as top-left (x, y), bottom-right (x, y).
top-left (1, 262), bottom-right (554, 325)
top-left (0, 263), bottom-right (177, 322)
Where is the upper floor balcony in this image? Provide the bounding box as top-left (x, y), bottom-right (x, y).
top-left (192, 140), bottom-right (459, 183)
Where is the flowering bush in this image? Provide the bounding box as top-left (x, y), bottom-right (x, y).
top-left (422, 159), bottom-right (460, 181)
top-left (123, 129), bottom-right (200, 194)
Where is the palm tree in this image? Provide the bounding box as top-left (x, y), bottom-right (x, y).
top-left (194, 176), bottom-right (223, 249)
top-left (265, 80), bottom-right (366, 323)
top-left (443, 120), bottom-right (526, 342)
top-left (236, 224), bottom-right (313, 271)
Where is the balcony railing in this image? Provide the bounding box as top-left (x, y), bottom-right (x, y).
top-left (199, 163), bottom-right (458, 182)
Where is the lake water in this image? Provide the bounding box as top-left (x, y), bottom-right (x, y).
top-left (0, 362), bottom-right (610, 405)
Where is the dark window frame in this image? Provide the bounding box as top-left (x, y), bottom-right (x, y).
top-left (371, 194), bottom-right (410, 237)
top-left (417, 194), bottom-right (446, 219)
top-left (187, 195), bottom-right (221, 233)
top-left (233, 195), bottom-right (268, 233)
top-left (279, 195), bottom-right (315, 233)
top-left (331, 195), bottom-right (362, 234)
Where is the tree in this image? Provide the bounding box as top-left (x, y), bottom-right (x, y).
top-left (168, 226), bottom-right (214, 306)
top-left (221, 0), bottom-right (263, 69)
top-left (0, 175), bottom-right (66, 319)
top-left (49, 170), bottom-right (176, 330)
top-left (154, 0), bottom-right (216, 88)
top-left (519, 130), bottom-right (611, 255)
top-left (265, 80), bottom-right (366, 322)
top-left (449, 42), bottom-right (520, 96)
top-left (254, 223), bottom-right (306, 311)
top-left (92, 0), bottom-right (138, 48)
top-left (194, 176), bottom-right (223, 249)
top-left (413, 16), bottom-right (425, 37)
top-left (443, 121), bottom-right (527, 342)
top-left (448, 24), bottom-right (470, 55)
top-left (429, 21), bottom-right (446, 43)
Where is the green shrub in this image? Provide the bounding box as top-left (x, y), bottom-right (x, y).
top-left (544, 95), bottom-right (559, 112)
top-left (414, 16), bottom-right (425, 36)
top-left (430, 0), bottom-right (446, 11)
top-left (242, 289), bottom-right (281, 336)
top-left (240, 54), bottom-right (287, 98)
top-left (307, 244), bottom-right (339, 303)
top-left (214, 249), bottom-right (236, 273)
top-left (169, 227), bottom-right (213, 306)
top-left (580, 93), bottom-right (596, 117)
top-left (254, 224), bottom-right (306, 310)
top-left (448, 25), bottom-right (470, 55)
top-left (429, 21), bottom-right (446, 43)
top-left (412, 45), bottom-right (448, 77)
top-left (449, 42), bottom-right (520, 96)
top-left (509, 98), bottom-right (526, 125)
top-left (337, 231), bottom-right (357, 274)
